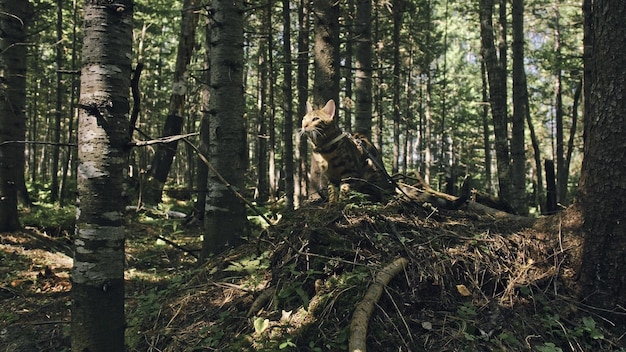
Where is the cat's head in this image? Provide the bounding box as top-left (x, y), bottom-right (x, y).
top-left (300, 99), bottom-right (337, 145)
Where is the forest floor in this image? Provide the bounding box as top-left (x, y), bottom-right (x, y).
top-left (1, 197), bottom-right (625, 351)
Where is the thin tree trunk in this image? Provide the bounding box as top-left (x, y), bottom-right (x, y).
top-left (194, 13), bottom-right (212, 221)
top-left (144, 0), bottom-right (199, 205)
top-left (255, 12), bottom-right (269, 203)
top-left (344, 0), bottom-right (354, 132)
top-left (525, 81), bottom-right (544, 213)
top-left (282, 0), bottom-right (295, 210)
top-left (480, 62), bottom-right (493, 193)
top-left (563, 79), bottom-right (581, 202)
top-left (391, 0), bottom-right (404, 175)
top-left (479, 0), bottom-right (511, 203)
top-left (422, 0), bottom-right (433, 184)
top-left (553, 3), bottom-right (567, 205)
top-left (51, 0), bottom-right (64, 202)
top-left (295, 0), bottom-right (309, 206)
top-left (511, 0), bottom-right (527, 214)
top-left (354, 0), bottom-right (373, 139)
top-left (267, 0), bottom-right (278, 201)
top-left (71, 1), bottom-right (133, 350)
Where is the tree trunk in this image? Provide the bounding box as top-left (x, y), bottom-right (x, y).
top-left (553, 4), bottom-right (567, 206)
top-left (0, 0), bottom-right (29, 231)
top-left (480, 62), bottom-right (493, 193)
top-left (479, 0), bottom-right (511, 205)
top-left (422, 0), bottom-right (433, 184)
top-left (194, 14), bottom-right (211, 220)
top-left (144, 0), bottom-right (199, 205)
top-left (202, 0), bottom-right (247, 258)
top-left (391, 0), bottom-right (403, 175)
top-left (354, 0), bottom-right (373, 139)
top-left (577, 0), bottom-right (626, 322)
top-left (526, 83), bottom-right (544, 213)
top-left (51, 0), bottom-right (64, 202)
top-left (343, 0), bottom-right (354, 132)
top-left (510, 0), bottom-right (527, 215)
top-left (311, 0), bottom-right (340, 106)
top-left (295, 0), bottom-right (310, 206)
top-left (71, 1), bottom-right (133, 350)
top-left (282, 0), bottom-right (295, 210)
top-left (308, 0), bottom-right (340, 197)
top-left (255, 8), bottom-right (269, 203)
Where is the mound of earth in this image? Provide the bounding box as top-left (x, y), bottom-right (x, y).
top-left (127, 200), bottom-right (623, 351)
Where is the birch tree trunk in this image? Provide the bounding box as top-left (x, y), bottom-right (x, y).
top-left (71, 1), bottom-right (133, 350)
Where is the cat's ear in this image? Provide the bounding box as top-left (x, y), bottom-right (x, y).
top-left (322, 99), bottom-right (335, 119)
top-left (306, 101), bottom-right (313, 113)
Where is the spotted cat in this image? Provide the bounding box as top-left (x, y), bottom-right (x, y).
top-left (300, 99), bottom-right (394, 202)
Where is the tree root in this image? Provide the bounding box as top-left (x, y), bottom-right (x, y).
top-left (348, 257), bottom-right (409, 352)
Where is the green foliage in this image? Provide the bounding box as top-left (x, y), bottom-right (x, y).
top-left (125, 275), bottom-right (185, 349)
top-left (20, 203), bottom-right (75, 237)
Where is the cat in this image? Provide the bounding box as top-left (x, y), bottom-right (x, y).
top-left (300, 99), bottom-right (394, 202)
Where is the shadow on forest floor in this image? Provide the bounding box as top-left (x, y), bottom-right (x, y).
top-left (1, 199), bottom-right (625, 351)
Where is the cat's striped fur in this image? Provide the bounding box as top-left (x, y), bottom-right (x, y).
top-left (300, 99), bottom-right (394, 202)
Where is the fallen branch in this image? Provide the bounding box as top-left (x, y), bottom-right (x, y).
top-left (349, 257), bottom-right (409, 352)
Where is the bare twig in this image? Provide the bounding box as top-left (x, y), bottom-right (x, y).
top-left (180, 137), bottom-right (275, 227)
top-left (0, 140), bottom-right (77, 148)
top-left (131, 132), bottom-right (199, 147)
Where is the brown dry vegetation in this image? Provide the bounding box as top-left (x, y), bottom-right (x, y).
top-left (1, 199), bottom-right (625, 351)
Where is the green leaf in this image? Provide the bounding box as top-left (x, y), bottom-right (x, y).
top-left (253, 317), bottom-right (270, 335)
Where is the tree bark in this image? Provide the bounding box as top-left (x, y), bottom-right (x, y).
top-left (255, 5), bottom-right (269, 203)
top-left (577, 0), bottom-right (626, 322)
top-left (311, 0), bottom-right (340, 107)
top-left (282, 0), bottom-right (295, 210)
top-left (295, 0), bottom-right (310, 206)
top-left (510, 0), bottom-right (527, 215)
top-left (391, 0), bottom-right (404, 175)
top-left (479, 0), bottom-right (511, 205)
top-left (354, 0), bottom-right (373, 139)
top-left (0, 0), bottom-right (29, 231)
top-left (308, 0), bottom-right (340, 197)
top-left (202, 0), bottom-right (247, 258)
top-left (71, 1), bottom-right (133, 350)
top-left (51, 0), bottom-right (64, 202)
top-left (553, 4), bottom-right (567, 206)
top-left (144, 0), bottom-right (199, 205)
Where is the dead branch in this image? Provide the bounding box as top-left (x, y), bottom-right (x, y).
top-left (0, 140), bottom-right (77, 148)
top-left (130, 132), bottom-right (199, 147)
top-left (349, 257), bottom-right (409, 352)
top-left (180, 137), bottom-right (275, 228)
